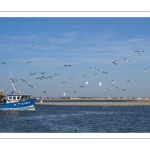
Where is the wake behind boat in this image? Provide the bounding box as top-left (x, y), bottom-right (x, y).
top-left (0, 78), bottom-right (36, 111)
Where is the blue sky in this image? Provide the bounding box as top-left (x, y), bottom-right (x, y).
top-left (0, 17), bottom-right (150, 98)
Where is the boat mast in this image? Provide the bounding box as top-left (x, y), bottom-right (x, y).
top-left (10, 78), bottom-right (17, 92)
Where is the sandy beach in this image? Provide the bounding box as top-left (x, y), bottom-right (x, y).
top-left (35, 99), bottom-right (150, 106)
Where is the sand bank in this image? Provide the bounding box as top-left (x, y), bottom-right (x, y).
top-left (35, 100), bottom-right (150, 106)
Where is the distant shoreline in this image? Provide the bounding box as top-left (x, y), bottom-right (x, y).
top-left (35, 98), bottom-right (150, 101)
top-left (35, 99), bottom-right (150, 106)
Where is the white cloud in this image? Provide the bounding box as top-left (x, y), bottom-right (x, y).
top-left (49, 31), bottom-right (79, 44)
top-left (2, 31), bottom-right (150, 67)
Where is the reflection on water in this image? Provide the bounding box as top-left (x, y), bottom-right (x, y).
top-left (0, 105), bottom-right (150, 133)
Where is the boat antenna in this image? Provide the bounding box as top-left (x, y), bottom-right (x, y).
top-left (10, 78), bottom-right (17, 92)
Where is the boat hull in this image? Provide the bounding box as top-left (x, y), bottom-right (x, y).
top-left (0, 99), bottom-right (36, 111)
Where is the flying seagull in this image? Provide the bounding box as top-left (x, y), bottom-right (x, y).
top-left (32, 45), bottom-right (36, 48)
top-left (62, 92), bottom-right (66, 96)
top-left (79, 86), bottom-right (85, 88)
top-left (111, 80), bottom-right (115, 84)
top-left (94, 67), bottom-right (99, 71)
top-left (26, 62), bottom-right (31, 64)
top-left (84, 75), bottom-right (89, 78)
top-left (20, 79), bottom-right (27, 82)
top-left (122, 89), bottom-right (126, 92)
top-left (61, 82), bottom-right (65, 84)
top-left (40, 72), bottom-right (46, 74)
top-left (85, 81), bottom-right (89, 85)
top-left (49, 76), bottom-right (54, 80)
top-left (134, 50), bottom-right (144, 54)
top-left (64, 64), bottom-right (71, 67)
top-left (124, 57), bottom-right (130, 63)
top-left (73, 75), bottom-right (76, 79)
top-left (28, 85), bottom-right (33, 89)
top-left (1, 62), bottom-right (6, 65)
top-left (54, 74), bottom-right (59, 76)
top-left (109, 87), bottom-right (113, 90)
top-left (43, 91), bottom-right (47, 95)
top-left (112, 61), bottom-right (118, 65)
top-left (112, 60), bottom-right (119, 65)
top-left (29, 71), bottom-right (35, 75)
top-left (89, 67), bottom-right (95, 71)
top-left (98, 81), bottom-right (102, 86)
top-left (102, 71), bottom-right (108, 74)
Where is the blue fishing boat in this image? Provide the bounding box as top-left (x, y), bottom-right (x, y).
top-left (0, 78), bottom-right (36, 111)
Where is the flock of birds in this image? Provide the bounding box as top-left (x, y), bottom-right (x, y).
top-left (0, 47), bottom-right (148, 97)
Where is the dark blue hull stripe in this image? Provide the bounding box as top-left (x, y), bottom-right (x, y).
top-left (0, 99), bottom-right (36, 110)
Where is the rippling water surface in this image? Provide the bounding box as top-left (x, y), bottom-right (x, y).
top-left (0, 105), bottom-right (150, 133)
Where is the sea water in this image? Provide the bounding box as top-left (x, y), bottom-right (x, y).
top-left (0, 105), bottom-right (150, 133)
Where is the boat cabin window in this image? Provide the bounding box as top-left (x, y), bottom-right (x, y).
top-left (9, 97), bottom-right (12, 99)
top-left (17, 96), bottom-right (20, 99)
top-left (13, 97), bottom-right (16, 100)
top-left (22, 96), bottom-right (30, 99)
